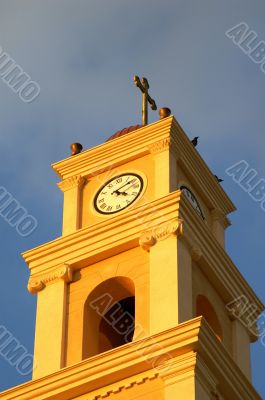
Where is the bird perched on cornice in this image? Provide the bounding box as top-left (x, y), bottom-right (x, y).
top-left (191, 136), bottom-right (199, 147)
top-left (214, 175), bottom-right (224, 183)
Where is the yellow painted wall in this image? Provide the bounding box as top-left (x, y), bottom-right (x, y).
top-left (82, 155), bottom-right (155, 228)
top-left (66, 247), bottom-right (149, 366)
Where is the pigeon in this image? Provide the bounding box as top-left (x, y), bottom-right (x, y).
top-left (191, 136), bottom-right (199, 147)
top-left (214, 175), bottom-right (224, 183)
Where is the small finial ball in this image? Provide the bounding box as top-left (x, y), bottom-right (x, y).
top-left (70, 143), bottom-right (83, 156)
top-left (159, 107), bottom-right (171, 119)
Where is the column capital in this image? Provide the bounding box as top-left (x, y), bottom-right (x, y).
top-left (148, 138), bottom-right (171, 154)
top-left (148, 137), bottom-right (180, 158)
top-left (28, 264), bottom-right (73, 294)
top-left (211, 208), bottom-right (231, 229)
top-left (226, 298), bottom-right (259, 341)
top-left (139, 218), bottom-right (183, 251)
top-left (191, 245), bottom-right (203, 262)
top-left (57, 175), bottom-right (86, 193)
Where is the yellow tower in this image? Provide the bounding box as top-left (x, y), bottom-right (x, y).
top-left (1, 112), bottom-right (264, 399)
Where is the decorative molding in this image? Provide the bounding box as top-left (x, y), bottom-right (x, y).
top-left (139, 218), bottom-right (183, 251)
top-left (27, 280), bottom-right (45, 294)
top-left (191, 245), bottom-right (203, 262)
top-left (139, 233), bottom-right (157, 251)
top-left (226, 304), bottom-right (259, 341)
top-left (57, 175), bottom-right (86, 192)
top-left (148, 138), bottom-right (171, 154)
top-left (28, 264), bottom-right (73, 294)
top-left (148, 136), bottom-right (179, 158)
top-left (211, 208), bottom-right (231, 229)
top-left (22, 190), bottom-right (264, 321)
top-left (153, 218), bottom-right (183, 240)
top-left (0, 318), bottom-right (261, 400)
top-left (52, 117), bottom-right (235, 217)
top-left (93, 374), bottom-right (158, 399)
top-left (159, 353), bottom-right (196, 382)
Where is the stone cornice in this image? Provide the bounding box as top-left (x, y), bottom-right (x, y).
top-left (22, 190), bottom-right (183, 275)
top-left (28, 264), bottom-right (73, 294)
top-left (0, 318), bottom-right (260, 400)
top-left (22, 190), bottom-right (264, 320)
top-left (139, 218), bottom-right (183, 251)
top-left (93, 373), bottom-right (158, 399)
top-left (52, 118), bottom-right (173, 180)
top-left (57, 175), bottom-right (86, 192)
top-left (52, 116), bottom-right (235, 216)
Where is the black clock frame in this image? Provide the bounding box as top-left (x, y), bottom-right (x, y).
top-left (180, 185), bottom-right (205, 220)
top-left (94, 173), bottom-right (144, 215)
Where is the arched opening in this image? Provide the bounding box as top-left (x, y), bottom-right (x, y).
top-left (98, 296), bottom-right (135, 353)
top-left (83, 277), bottom-right (135, 358)
top-left (196, 295), bottom-right (223, 341)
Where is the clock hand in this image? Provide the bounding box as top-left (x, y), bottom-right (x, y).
top-left (120, 182), bottom-right (139, 193)
top-left (112, 180), bottom-right (135, 195)
top-left (113, 190), bottom-right (129, 197)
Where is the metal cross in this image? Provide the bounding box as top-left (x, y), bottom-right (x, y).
top-left (134, 75), bottom-right (157, 126)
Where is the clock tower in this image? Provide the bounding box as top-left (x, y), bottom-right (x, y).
top-left (1, 112), bottom-right (263, 399)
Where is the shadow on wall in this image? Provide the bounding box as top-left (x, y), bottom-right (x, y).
top-left (83, 276), bottom-right (135, 358)
top-left (196, 294), bottom-right (223, 341)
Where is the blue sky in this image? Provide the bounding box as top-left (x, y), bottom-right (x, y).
top-left (0, 0), bottom-right (265, 396)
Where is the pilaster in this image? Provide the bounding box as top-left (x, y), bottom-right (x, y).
top-left (139, 218), bottom-right (193, 333)
top-left (211, 208), bottom-right (231, 248)
top-left (58, 175), bottom-right (86, 235)
top-left (28, 264), bottom-right (73, 379)
top-left (148, 137), bottom-right (178, 197)
top-left (231, 319), bottom-right (252, 380)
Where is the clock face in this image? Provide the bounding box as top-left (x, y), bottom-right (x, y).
top-left (180, 186), bottom-right (204, 219)
top-left (94, 173), bottom-right (144, 215)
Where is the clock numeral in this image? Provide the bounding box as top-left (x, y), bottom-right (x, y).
top-left (95, 174), bottom-right (143, 214)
